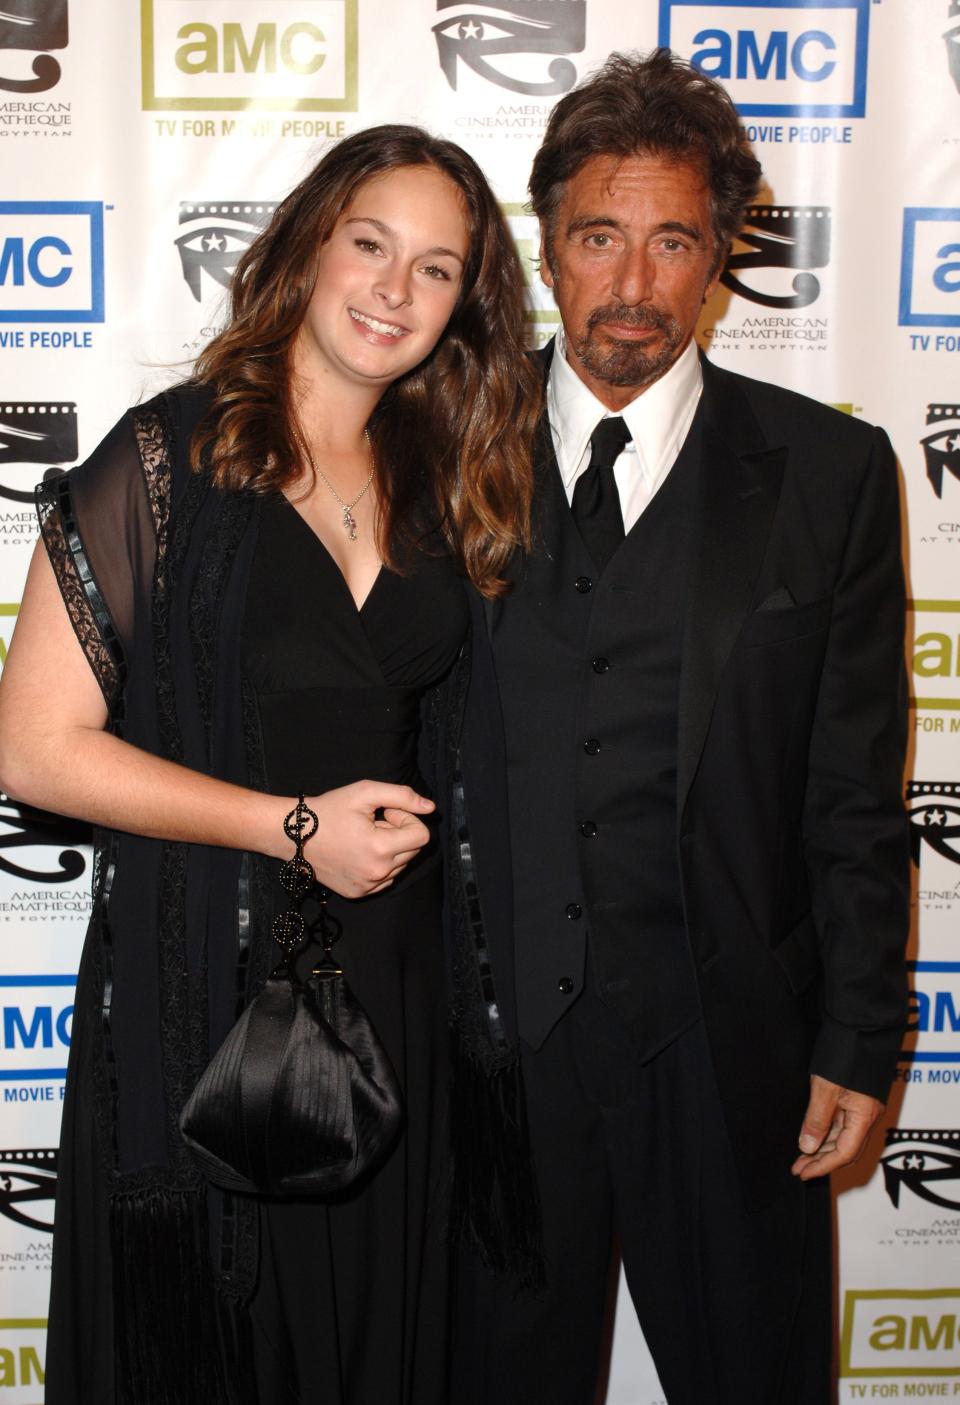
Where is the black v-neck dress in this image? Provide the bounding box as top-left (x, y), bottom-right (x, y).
top-left (241, 496), bottom-right (468, 1403)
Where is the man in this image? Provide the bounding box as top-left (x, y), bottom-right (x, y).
top-left (447, 49), bottom-right (909, 1405)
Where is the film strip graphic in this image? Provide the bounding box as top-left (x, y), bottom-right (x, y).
top-left (0, 793), bottom-right (88, 883)
top-left (881, 1129), bottom-right (960, 1212)
top-left (175, 201), bottom-right (278, 302)
top-left (433, 0), bottom-right (586, 97)
top-left (0, 402), bottom-right (78, 505)
top-left (0, 1149), bottom-right (58, 1233)
top-left (721, 205), bottom-right (831, 310)
top-left (0, 0), bottom-right (67, 96)
top-left (922, 404), bottom-right (960, 499)
top-left (906, 781), bottom-right (960, 868)
top-left (947, 2), bottom-right (960, 96)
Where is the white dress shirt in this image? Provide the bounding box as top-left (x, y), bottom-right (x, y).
top-left (546, 332), bottom-right (703, 533)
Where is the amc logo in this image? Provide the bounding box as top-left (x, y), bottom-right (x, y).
top-left (0, 1319), bottom-right (45, 1397)
top-left (902, 962), bottom-right (960, 1069)
top-left (0, 202), bottom-right (104, 324)
top-left (841, 1289), bottom-right (960, 1377)
top-left (909, 598), bottom-right (960, 715)
top-left (899, 208), bottom-right (960, 329)
top-left (0, 605), bottom-right (17, 669)
top-left (140, 0), bottom-right (358, 111)
top-left (659, 0), bottom-right (871, 119)
top-left (0, 976), bottom-right (74, 1081)
top-left (500, 202), bottom-right (559, 348)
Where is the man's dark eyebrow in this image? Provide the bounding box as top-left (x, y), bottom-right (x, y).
top-left (343, 215), bottom-right (464, 264)
top-left (564, 215), bottom-right (707, 244)
top-left (657, 219), bottom-right (706, 243)
top-left (565, 215), bottom-right (623, 237)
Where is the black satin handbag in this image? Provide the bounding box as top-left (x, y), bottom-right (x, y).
top-left (179, 797), bottom-right (403, 1197)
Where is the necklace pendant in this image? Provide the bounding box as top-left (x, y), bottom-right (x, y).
top-left (342, 508), bottom-right (358, 541)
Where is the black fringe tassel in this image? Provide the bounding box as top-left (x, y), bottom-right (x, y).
top-left (110, 1186), bottom-right (231, 1404)
top-left (449, 1032), bottom-right (547, 1296)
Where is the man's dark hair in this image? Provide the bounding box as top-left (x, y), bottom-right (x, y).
top-left (530, 48), bottom-right (762, 270)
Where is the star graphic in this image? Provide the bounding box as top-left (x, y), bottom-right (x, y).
top-left (459, 18), bottom-right (483, 39)
top-left (202, 232), bottom-right (226, 253)
top-left (904, 1153), bottom-right (926, 1170)
top-left (948, 434), bottom-right (960, 453)
top-left (925, 809), bottom-right (946, 826)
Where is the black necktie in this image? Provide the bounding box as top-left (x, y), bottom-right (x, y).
top-left (571, 416), bottom-right (631, 572)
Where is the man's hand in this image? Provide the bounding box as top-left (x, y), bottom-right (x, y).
top-left (790, 1074), bottom-right (884, 1180)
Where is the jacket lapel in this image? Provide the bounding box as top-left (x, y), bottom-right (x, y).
top-left (676, 360), bottom-right (787, 819)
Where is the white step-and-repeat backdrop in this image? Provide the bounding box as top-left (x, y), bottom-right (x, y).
top-left (1, 1), bottom-right (958, 1399)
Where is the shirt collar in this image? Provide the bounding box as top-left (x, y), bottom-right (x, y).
top-left (547, 330), bottom-right (703, 491)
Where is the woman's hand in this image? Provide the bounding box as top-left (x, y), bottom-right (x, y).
top-left (299, 781), bottom-right (435, 899)
top-left (0, 545), bottom-right (441, 892)
top-left (0, 544), bottom-right (434, 901)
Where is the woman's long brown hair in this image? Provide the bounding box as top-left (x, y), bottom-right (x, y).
top-left (191, 125), bottom-right (540, 597)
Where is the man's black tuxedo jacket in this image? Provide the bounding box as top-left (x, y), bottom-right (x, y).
top-left (457, 350), bottom-right (909, 1205)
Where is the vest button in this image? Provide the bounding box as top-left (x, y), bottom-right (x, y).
top-left (579, 820), bottom-right (598, 838)
top-left (558, 977), bottom-right (574, 995)
top-left (583, 738), bottom-right (601, 756)
top-left (574, 575), bottom-right (593, 594)
top-left (592, 657), bottom-right (610, 674)
top-left (565, 902), bottom-right (582, 920)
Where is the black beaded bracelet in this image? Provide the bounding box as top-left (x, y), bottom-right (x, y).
top-left (272, 794), bottom-right (319, 954)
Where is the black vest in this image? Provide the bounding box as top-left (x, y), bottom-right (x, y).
top-left (492, 416), bottom-right (703, 1055)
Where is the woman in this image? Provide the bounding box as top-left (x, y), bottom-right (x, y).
top-left (0, 125), bottom-right (539, 1404)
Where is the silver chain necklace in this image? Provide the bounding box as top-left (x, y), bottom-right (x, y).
top-left (293, 427), bottom-right (375, 542)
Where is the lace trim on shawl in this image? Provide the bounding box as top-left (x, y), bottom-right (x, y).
top-left (137, 413), bottom-right (266, 1302)
top-left (89, 400), bottom-right (184, 1189)
top-left (36, 473), bottom-right (126, 711)
top-left (145, 399), bottom-right (199, 771)
top-left (152, 463), bottom-right (258, 1201)
top-left (153, 469), bottom-right (208, 766)
top-left (150, 460), bottom-right (208, 1181)
top-left (131, 401), bottom-right (173, 539)
top-left (154, 839), bottom-right (202, 1181)
top-left (128, 397), bottom-right (206, 1181)
top-left (190, 492), bottom-right (257, 751)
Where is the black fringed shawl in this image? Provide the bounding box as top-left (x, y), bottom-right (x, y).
top-left (39, 386), bottom-right (274, 1401)
top-left (431, 627), bottom-right (545, 1292)
top-left (38, 384), bottom-right (542, 1401)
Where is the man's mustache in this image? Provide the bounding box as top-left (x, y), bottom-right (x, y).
top-left (584, 304), bottom-right (672, 333)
